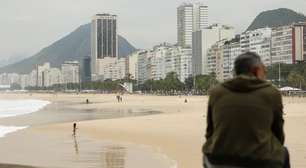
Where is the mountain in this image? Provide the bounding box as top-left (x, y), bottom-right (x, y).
top-left (247, 8), bottom-right (306, 31)
top-left (0, 53), bottom-right (30, 68)
top-left (0, 23), bottom-right (137, 74)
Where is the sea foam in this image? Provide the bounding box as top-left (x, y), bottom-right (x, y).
top-left (0, 99), bottom-right (50, 138)
top-left (0, 99), bottom-right (50, 118)
top-left (0, 126), bottom-right (28, 138)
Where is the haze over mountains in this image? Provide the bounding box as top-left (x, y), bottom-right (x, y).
top-left (1, 8), bottom-right (306, 74)
top-left (0, 24), bottom-right (136, 73)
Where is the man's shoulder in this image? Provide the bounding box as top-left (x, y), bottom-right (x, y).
top-left (261, 84), bottom-right (281, 96)
top-left (208, 84), bottom-right (228, 97)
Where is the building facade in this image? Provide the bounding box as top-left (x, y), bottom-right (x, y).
top-left (96, 57), bottom-right (127, 81)
top-left (128, 51), bottom-right (140, 80)
top-left (43, 68), bottom-right (62, 87)
top-left (271, 23), bottom-right (306, 64)
top-left (192, 24), bottom-right (235, 75)
top-left (82, 56), bottom-right (92, 83)
top-left (61, 61), bottom-right (80, 84)
top-left (240, 27), bottom-right (272, 66)
top-left (135, 44), bottom-right (192, 83)
top-left (37, 62), bottom-right (50, 87)
top-left (222, 37), bottom-right (241, 80)
top-left (91, 14), bottom-right (118, 76)
top-left (177, 2), bottom-right (208, 47)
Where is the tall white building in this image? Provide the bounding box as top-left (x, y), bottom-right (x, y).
top-left (222, 37), bottom-right (241, 80)
top-left (37, 62), bottom-right (50, 87)
top-left (29, 69), bottom-right (38, 87)
top-left (43, 68), bottom-right (62, 87)
top-left (240, 27), bottom-right (272, 66)
top-left (20, 74), bottom-right (31, 89)
top-left (128, 51), bottom-right (140, 80)
top-left (177, 47), bottom-right (192, 82)
top-left (207, 40), bottom-right (227, 81)
top-left (91, 14), bottom-right (118, 77)
top-left (177, 2), bottom-right (208, 47)
top-left (271, 23), bottom-right (306, 64)
top-left (61, 61), bottom-right (80, 84)
top-left (137, 51), bottom-right (151, 84)
top-left (97, 57), bottom-right (127, 81)
top-left (192, 24), bottom-right (235, 75)
top-left (136, 44), bottom-right (192, 83)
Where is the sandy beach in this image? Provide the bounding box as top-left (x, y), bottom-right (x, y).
top-left (0, 93), bottom-right (305, 168)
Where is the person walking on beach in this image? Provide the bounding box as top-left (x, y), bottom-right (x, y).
top-left (203, 52), bottom-right (290, 168)
top-left (73, 123), bottom-right (77, 136)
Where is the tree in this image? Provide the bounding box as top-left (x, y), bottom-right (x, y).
top-left (195, 73), bottom-right (218, 92)
top-left (184, 76), bottom-right (194, 91)
top-left (163, 72), bottom-right (184, 91)
top-left (10, 83), bottom-right (22, 90)
top-left (288, 71), bottom-right (305, 89)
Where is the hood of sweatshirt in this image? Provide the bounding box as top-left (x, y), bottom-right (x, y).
top-left (222, 75), bottom-right (272, 92)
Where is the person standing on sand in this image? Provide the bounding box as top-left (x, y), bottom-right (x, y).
top-left (73, 123), bottom-right (77, 136)
top-left (116, 95), bottom-right (120, 102)
top-left (203, 52), bottom-right (290, 168)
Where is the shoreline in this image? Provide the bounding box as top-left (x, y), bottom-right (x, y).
top-left (0, 93), bottom-right (306, 167)
top-left (0, 93), bottom-right (192, 168)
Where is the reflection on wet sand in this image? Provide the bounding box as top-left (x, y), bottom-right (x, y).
top-left (101, 146), bottom-right (126, 168)
top-left (0, 164), bottom-right (38, 168)
top-left (73, 135), bottom-right (79, 155)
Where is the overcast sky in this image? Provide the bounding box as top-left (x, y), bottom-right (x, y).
top-left (0, 0), bottom-right (306, 60)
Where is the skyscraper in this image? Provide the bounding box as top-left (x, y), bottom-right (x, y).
top-left (82, 56), bottom-right (92, 83)
top-left (91, 14), bottom-right (118, 76)
top-left (177, 2), bottom-right (208, 47)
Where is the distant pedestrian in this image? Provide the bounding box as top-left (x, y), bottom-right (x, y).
top-left (116, 95), bottom-right (120, 102)
top-left (86, 99), bottom-right (89, 104)
top-left (73, 123), bottom-right (77, 136)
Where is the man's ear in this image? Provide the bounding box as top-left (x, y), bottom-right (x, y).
top-left (250, 66), bottom-right (258, 76)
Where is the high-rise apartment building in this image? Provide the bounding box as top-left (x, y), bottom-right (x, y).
top-left (222, 37), bottom-right (241, 80)
top-left (135, 44), bottom-right (192, 83)
top-left (128, 51), bottom-right (141, 80)
top-left (192, 24), bottom-right (235, 75)
top-left (36, 62), bottom-right (50, 87)
top-left (91, 14), bottom-right (118, 77)
top-left (271, 23), bottom-right (306, 64)
top-left (96, 57), bottom-right (127, 81)
top-left (240, 28), bottom-right (272, 66)
top-left (43, 68), bottom-right (62, 87)
top-left (61, 61), bottom-right (80, 84)
top-left (177, 2), bottom-right (208, 47)
top-left (82, 56), bottom-right (92, 83)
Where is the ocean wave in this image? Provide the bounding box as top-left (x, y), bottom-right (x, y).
top-left (0, 126), bottom-right (28, 138)
top-left (0, 99), bottom-right (50, 118)
top-left (0, 99), bottom-right (50, 138)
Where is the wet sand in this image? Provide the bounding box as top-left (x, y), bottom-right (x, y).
top-left (0, 93), bottom-right (306, 168)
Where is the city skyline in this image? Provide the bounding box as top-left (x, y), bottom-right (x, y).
top-left (0, 0), bottom-right (306, 61)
